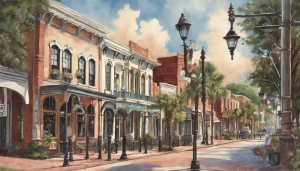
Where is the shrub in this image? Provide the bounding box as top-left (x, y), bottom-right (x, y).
top-left (42, 134), bottom-right (54, 148)
top-left (23, 141), bottom-right (51, 159)
top-left (5, 143), bottom-right (18, 157)
top-left (252, 145), bottom-right (267, 155)
top-left (230, 137), bottom-right (236, 140)
top-left (161, 145), bottom-right (176, 151)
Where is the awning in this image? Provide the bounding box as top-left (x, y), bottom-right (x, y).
top-left (205, 111), bottom-right (220, 122)
top-left (0, 65), bottom-right (29, 104)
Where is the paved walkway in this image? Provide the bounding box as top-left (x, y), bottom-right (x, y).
top-left (0, 136), bottom-right (286, 171)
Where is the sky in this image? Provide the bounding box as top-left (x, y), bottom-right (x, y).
top-left (59, 0), bottom-right (254, 86)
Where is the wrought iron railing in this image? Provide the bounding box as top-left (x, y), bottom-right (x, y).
top-left (113, 90), bottom-right (154, 102)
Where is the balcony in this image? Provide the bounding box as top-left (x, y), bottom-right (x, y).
top-left (113, 90), bottom-right (154, 102)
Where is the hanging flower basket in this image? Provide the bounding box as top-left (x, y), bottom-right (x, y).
top-left (62, 72), bottom-right (73, 83)
top-left (50, 69), bottom-right (61, 79)
top-left (75, 69), bottom-right (83, 79)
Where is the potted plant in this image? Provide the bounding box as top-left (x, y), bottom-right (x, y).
top-left (266, 136), bottom-right (281, 165)
top-left (50, 69), bottom-right (61, 79)
top-left (75, 142), bottom-right (84, 153)
top-left (62, 71), bottom-right (73, 83)
top-left (75, 69), bottom-right (83, 79)
top-left (252, 145), bottom-right (267, 156)
top-left (220, 132), bottom-right (226, 140)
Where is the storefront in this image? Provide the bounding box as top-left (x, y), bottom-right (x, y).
top-left (0, 65), bottom-right (29, 152)
top-left (40, 85), bottom-right (116, 154)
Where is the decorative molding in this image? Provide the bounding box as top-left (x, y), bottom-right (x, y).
top-left (105, 60), bottom-right (113, 66)
top-left (89, 33), bottom-right (95, 43)
top-left (49, 40), bottom-right (62, 50)
top-left (63, 44), bottom-right (73, 54)
top-left (41, 12), bottom-right (47, 20)
top-left (103, 47), bottom-right (108, 54)
top-left (61, 20), bottom-right (68, 32)
top-left (47, 13), bottom-right (55, 26)
top-left (78, 52), bottom-right (87, 61)
top-left (88, 54), bottom-right (96, 61)
top-left (76, 26), bottom-right (83, 38)
top-left (113, 51), bottom-right (120, 60)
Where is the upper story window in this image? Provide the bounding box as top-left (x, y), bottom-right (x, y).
top-left (114, 64), bottom-right (122, 91)
top-left (135, 72), bottom-right (139, 93)
top-left (121, 71), bottom-right (124, 90)
top-left (105, 63), bottom-right (111, 91)
top-left (223, 98), bottom-right (226, 108)
top-left (51, 46), bottom-right (60, 70)
top-left (149, 76), bottom-right (152, 96)
top-left (131, 71), bottom-right (134, 92)
top-left (63, 50), bottom-right (72, 73)
top-left (78, 57), bottom-right (85, 84)
top-left (141, 75), bottom-right (145, 95)
top-left (89, 60), bottom-right (95, 86)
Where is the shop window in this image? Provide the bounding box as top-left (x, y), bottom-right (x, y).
top-left (0, 88), bottom-right (4, 103)
top-left (51, 46), bottom-right (60, 70)
top-left (87, 104), bottom-right (95, 137)
top-left (89, 59), bottom-right (95, 86)
top-left (141, 75), bottom-right (145, 95)
top-left (59, 102), bottom-right (72, 114)
top-left (63, 50), bottom-right (72, 73)
top-left (18, 100), bottom-right (23, 140)
top-left (43, 96), bottom-right (56, 111)
top-left (78, 57), bottom-right (85, 84)
top-left (104, 109), bottom-right (113, 139)
top-left (43, 112), bottom-right (55, 137)
top-left (105, 63), bottom-right (111, 91)
top-left (77, 112), bottom-right (85, 137)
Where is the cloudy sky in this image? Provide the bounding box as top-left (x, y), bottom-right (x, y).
top-left (60, 0), bottom-right (254, 85)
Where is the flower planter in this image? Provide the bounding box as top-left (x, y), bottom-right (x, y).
top-left (220, 136), bottom-right (225, 140)
top-left (76, 75), bottom-right (82, 79)
top-left (64, 77), bottom-right (73, 83)
top-left (51, 73), bottom-right (59, 79)
top-left (269, 153), bottom-right (280, 165)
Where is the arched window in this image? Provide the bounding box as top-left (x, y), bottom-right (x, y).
top-left (148, 76), bottom-right (152, 96)
top-left (114, 64), bottom-right (122, 91)
top-left (63, 50), bottom-right (72, 73)
top-left (51, 46), bottom-right (60, 70)
top-left (89, 60), bottom-right (95, 86)
top-left (105, 63), bottom-right (111, 91)
top-left (78, 57), bottom-right (85, 84)
top-left (135, 72), bottom-right (139, 93)
top-left (43, 96), bottom-right (56, 137)
top-left (59, 102), bottom-right (72, 114)
top-left (141, 75), bottom-right (145, 95)
top-left (87, 104), bottom-right (95, 137)
top-left (43, 96), bottom-right (56, 111)
top-left (103, 109), bottom-right (114, 139)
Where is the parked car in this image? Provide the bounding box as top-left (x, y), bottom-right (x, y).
top-left (239, 127), bottom-right (250, 139)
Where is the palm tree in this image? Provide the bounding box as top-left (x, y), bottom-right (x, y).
top-left (150, 93), bottom-right (185, 150)
top-left (229, 108), bottom-right (244, 137)
top-left (182, 62), bottom-right (212, 144)
top-left (242, 102), bottom-right (257, 132)
top-left (207, 72), bottom-right (226, 145)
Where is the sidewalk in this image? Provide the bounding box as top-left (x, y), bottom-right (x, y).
top-left (0, 138), bottom-right (262, 171)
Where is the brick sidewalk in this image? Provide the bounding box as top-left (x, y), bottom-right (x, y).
top-left (0, 138), bottom-right (266, 171)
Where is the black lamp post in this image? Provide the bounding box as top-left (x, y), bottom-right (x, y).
top-left (259, 89), bottom-right (265, 100)
top-left (223, 4), bottom-right (240, 60)
top-left (176, 13), bottom-right (200, 170)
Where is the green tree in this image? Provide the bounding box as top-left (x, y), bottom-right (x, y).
top-left (207, 72), bottom-right (226, 144)
top-left (229, 108), bottom-right (244, 134)
top-left (237, 0), bottom-right (300, 128)
top-left (225, 83), bottom-right (260, 106)
top-left (242, 102), bottom-right (257, 132)
top-left (150, 93), bottom-right (185, 150)
top-left (0, 0), bottom-right (59, 71)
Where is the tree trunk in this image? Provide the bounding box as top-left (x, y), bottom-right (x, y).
top-left (167, 121), bottom-right (171, 150)
top-left (211, 103), bottom-right (214, 145)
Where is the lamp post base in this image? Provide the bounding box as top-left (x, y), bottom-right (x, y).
top-left (190, 160), bottom-right (200, 170)
top-left (120, 154), bottom-right (128, 160)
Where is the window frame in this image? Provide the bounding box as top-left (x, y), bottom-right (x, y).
top-left (141, 75), bottom-right (145, 95)
top-left (105, 63), bottom-right (111, 91)
top-left (89, 59), bottom-right (95, 86)
top-left (148, 76), bottom-right (152, 96)
top-left (78, 57), bottom-right (86, 84)
top-left (51, 45), bottom-right (60, 70)
top-left (62, 50), bottom-right (72, 73)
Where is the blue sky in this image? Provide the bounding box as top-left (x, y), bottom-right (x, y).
top-left (59, 0), bottom-right (254, 85)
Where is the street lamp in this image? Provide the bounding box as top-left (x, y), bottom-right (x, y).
top-left (176, 13), bottom-right (193, 78)
top-left (176, 13), bottom-right (200, 170)
top-left (259, 89), bottom-right (265, 100)
top-left (223, 4), bottom-right (240, 60)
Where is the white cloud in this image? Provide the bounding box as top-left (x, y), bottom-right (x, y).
top-left (196, 0), bottom-right (252, 85)
top-left (107, 5), bottom-right (171, 57)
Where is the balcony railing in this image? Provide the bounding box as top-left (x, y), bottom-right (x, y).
top-left (113, 90), bottom-right (154, 102)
